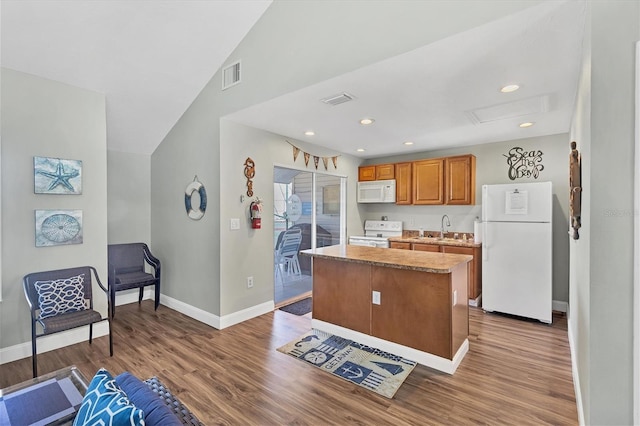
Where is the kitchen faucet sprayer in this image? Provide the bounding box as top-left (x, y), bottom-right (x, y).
top-left (441, 214), bottom-right (451, 239)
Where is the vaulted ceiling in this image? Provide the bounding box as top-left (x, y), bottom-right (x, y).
top-left (1, 0), bottom-right (272, 154)
top-left (2, 1), bottom-right (585, 158)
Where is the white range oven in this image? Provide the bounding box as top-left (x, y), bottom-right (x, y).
top-left (348, 220), bottom-right (403, 248)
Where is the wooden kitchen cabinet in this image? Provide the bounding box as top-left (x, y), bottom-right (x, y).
top-left (412, 242), bottom-right (440, 252)
top-left (412, 158), bottom-right (444, 204)
top-left (441, 245), bottom-right (482, 301)
top-left (390, 241), bottom-right (411, 250)
top-left (412, 242), bottom-right (482, 302)
top-left (375, 163), bottom-right (395, 180)
top-left (395, 162), bottom-right (412, 204)
top-left (358, 163), bottom-right (395, 181)
top-left (358, 165), bottom-right (376, 181)
top-left (362, 154), bottom-right (475, 205)
top-left (445, 155), bottom-right (476, 205)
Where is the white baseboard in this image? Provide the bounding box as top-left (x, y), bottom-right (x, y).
top-left (159, 294), bottom-right (221, 329)
top-left (0, 322), bottom-right (110, 365)
top-left (311, 319), bottom-right (468, 375)
top-left (567, 320), bottom-right (585, 425)
top-left (553, 300), bottom-right (568, 313)
top-left (158, 294), bottom-right (273, 330)
top-left (220, 301), bottom-right (274, 329)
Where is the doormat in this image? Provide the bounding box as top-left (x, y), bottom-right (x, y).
top-left (279, 297), bottom-right (312, 316)
top-left (277, 329), bottom-right (416, 398)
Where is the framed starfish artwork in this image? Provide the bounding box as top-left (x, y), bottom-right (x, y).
top-left (34, 156), bottom-right (82, 195)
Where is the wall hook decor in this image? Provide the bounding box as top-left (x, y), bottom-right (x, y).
top-left (244, 157), bottom-right (255, 197)
top-left (184, 175), bottom-right (207, 220)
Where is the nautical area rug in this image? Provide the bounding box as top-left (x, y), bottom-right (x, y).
top-left (279, 297), bottom-right (312, 315)
top-left (277, 329), bottom-right (417, 398)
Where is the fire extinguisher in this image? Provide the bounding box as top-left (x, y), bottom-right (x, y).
top-left (250, 198), bottom-right (262, 229)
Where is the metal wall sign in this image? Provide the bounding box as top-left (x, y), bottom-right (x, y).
top-left (503, 146), bottom-right (544, 180)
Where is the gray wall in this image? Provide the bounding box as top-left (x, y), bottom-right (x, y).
top-left (569, 2), bottom-right (639, 425)
top-left (0, 68), bottom-right (108, 352)
top-left (150, 0), bottom-right (543, 318)
top-left (361, 133), bottom-right (570, 303)
top-left (219, 120), bottom-right (362, 316)
top-left (107, 150), bottom-right (151, 244)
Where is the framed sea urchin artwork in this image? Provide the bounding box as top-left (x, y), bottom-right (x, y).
top-left (35, 210), bottom-right (83, 247)
top-left (34, 156), bottom-right (82, 195)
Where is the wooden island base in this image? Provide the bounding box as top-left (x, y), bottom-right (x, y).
top-left (302, 245), bottom-right (471, 375)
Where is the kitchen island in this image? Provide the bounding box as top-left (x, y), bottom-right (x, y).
top-left (301, 245), bottom-right (471, 374)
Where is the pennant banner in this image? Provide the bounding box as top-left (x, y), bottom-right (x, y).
top-left (286, 140), bottom-right (341, 170)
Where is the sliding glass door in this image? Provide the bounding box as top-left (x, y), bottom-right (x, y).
top-left (273, 166), bottom-right (345, 305)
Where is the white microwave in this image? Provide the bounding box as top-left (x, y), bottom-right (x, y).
top-left (357, 179), bottom-right (396, 203)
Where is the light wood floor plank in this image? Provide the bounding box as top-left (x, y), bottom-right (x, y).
top-left (0, 301), bottom-right (577, 425)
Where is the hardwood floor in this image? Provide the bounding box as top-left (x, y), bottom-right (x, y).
top-left (0, 301), bottom-right (577, 425)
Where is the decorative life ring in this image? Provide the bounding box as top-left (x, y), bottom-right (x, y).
top-left (184, 176), bottom-right (207, 220)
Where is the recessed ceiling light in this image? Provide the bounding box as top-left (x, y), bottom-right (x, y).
top-left (304, 130), bottom-right (315, 136)
top-left (519, 122), bottom-right (534, 128)
top-left (359, 118), bottom-right (375, 125)
top-left (356, 148), bottom-right (365, 152)
top-left (500, 84), bottom-right (520, 93)
top-left (404, 141), bottom-right (414, 146)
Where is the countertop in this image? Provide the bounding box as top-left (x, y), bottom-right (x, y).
top-left (301, 244), bottom-right (471, 274)
top-left (389, 235), bottom-right (481, 248)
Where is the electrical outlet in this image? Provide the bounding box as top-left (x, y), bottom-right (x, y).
top-left (372, 291), bottom-right (381, 305)
top-left (247, 276), bottom-right (254, 288)
top-left (230, 218), bottom-right (240, 230)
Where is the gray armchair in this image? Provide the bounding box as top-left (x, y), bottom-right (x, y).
top-left (23, 265), bottom-right (113, 377)
top-left (108, 243), bottom-right (161, 318)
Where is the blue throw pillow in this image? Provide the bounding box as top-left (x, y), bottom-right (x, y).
top-left (73, 368), bottom-right (144, 426)
top-left (116, 372), bottom-right (181, 426)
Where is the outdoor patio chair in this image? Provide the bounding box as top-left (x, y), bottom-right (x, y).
top-left (108, 242), bottom-right (161, 318)
top-left (23, 266), bottom-right (113, 378)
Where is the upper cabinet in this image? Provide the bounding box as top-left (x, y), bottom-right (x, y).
top-left (375, 163), bottom-right (395, 180)
top-left (358, 164), bottom-right (395, 181)
top-left (395, 162), bottom-right (412, 205)
top-left (412, 159), bottom-right (444, 205)
top-left (445, 155), bottom-right (476, 205)
top-left (361, 154), bottom-right (476, 206)
top-left (358, 165), bottom-right (376, 181)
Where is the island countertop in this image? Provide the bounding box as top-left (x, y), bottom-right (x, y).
top-left (301, 244), bottom-right (471, 274)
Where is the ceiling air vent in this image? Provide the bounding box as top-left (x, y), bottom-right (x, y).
top-left (222, 61), bottom-right (241, 90)
top-left (321, 92), bottom-right (355, 106)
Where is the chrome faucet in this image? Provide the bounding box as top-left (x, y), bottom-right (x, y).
top-left (440, 214), bottom-right (451, 239)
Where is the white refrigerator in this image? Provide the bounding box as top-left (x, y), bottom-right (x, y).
top-left (481, 182), bottom-right (552, 323)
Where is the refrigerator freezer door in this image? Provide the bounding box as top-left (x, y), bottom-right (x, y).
top-left (482, 221), bottom-right (552, 323)
top-left (482, 182), bottom-right (552, 223)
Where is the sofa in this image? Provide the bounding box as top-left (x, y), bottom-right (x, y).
top-left (73, 369), bottom-right (202, 426)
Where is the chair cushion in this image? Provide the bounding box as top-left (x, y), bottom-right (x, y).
top-left (73, 369), bottom-right (144, 426)
top-left (116, 372), bottom-right (182, 426)
top-left (115, 271), bottom-right (156, 289)
top-left (39, 309), bottom-right (103, 334)
top-left (34, 274), bottom-right (86, 319)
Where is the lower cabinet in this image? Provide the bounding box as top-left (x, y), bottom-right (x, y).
top-left (390, 241), bottom-right (411, 250)
top-left (411, 243), bottom-right (482, 301)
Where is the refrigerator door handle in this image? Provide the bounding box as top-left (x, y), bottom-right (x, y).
top-left (482, 221), bottom-right (488, 261)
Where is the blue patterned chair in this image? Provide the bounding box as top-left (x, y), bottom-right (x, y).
top-left (108, 243), bottom-right (161, 318)
top-left (23, 266), bottom-right (113, 378)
